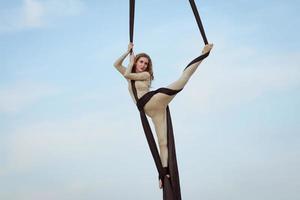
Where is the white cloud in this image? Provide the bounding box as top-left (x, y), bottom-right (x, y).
top-left (176, 50), bottom-right (300, 114)
top-left (159, 25), bottom-right (300, 114)
top-left (0, 81), bottom-right (60, 114)
top-left (42, 0), bottom-right (85, 17)
top-left (0, 0), bottom-right (85, 32)
top-left (1, 111), bottom-right (139, 174)
top-left (22, 0), bottom-right (44, 28)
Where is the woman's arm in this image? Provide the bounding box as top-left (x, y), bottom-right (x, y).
top-left (124, 52), bottom-right (134, 76)
top-left (113, 50), bottom-right (131, 76)
top-left (124, 71), bottom-right (150, 81)
top-left (123, 52), bottom-right (150, 81)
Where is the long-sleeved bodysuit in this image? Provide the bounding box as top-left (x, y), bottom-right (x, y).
top-left (114, 45), bottom-right (211, 200)
top-left (114, 50), bottom-right (207, 168)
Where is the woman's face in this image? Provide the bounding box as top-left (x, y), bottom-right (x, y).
top-left (135, 57), bottom-right (149, 73)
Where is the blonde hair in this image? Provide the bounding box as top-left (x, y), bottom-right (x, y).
top-left (132, 53), bottom-right (154, 82)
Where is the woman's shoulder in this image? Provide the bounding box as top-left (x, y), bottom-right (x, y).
top-left (134, 71), bottom-right (151, 80)
top-left (141, 71), bottom-right (151, 78)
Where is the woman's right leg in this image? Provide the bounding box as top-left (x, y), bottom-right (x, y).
top-left (167, 60), bottom-right (201, 90)
top-left (148, 60), bottom-right (203, 109)
top-left (145, 61), bottom-right (203, 165)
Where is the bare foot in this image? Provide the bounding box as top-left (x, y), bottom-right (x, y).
top-left (202, 43), bottom-right (214, 54)
top-left (159, 174), bottom-right (170, 189)
top-left (159, 179), bottom-right (163, 189)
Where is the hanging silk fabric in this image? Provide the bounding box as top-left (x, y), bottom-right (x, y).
top-left (129, 0), bottom-right (210, 199)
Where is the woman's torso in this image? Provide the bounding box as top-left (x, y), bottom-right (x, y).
top-left (127, 79), bottom-right (150, 104)
top-left (127, 79), bottom-right (168, 118)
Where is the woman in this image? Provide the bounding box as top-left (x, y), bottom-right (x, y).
top-left (113, 42), bottom-right (213, 188)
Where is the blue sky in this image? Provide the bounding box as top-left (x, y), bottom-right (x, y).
top-left (1, 0), bottom-right (300, 199)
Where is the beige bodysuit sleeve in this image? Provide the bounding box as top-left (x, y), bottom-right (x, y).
top-left (124, 62), bottom-right (150, 81)
top-left (113, 51), bottom-right (129, 76)
top-left (114, 51), bottom-right (150, 81)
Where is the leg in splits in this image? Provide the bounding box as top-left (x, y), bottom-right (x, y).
top-left (144, 58), bottom-right (207, 189)
top-left (145, 51), bottom-right (208, 167)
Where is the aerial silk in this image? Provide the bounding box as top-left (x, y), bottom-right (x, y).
top-left (129, 0), bottom-right (210, 199)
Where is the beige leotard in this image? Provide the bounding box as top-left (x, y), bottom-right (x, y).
top-left (113, 51), bottom-right (205, 167)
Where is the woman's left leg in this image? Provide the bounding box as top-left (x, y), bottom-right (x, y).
top-left (150, 108), bottom-right (168, 167)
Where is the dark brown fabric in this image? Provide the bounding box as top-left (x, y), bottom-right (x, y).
top-left (188, 0), bottom-right (208, 45)
top-left (129, 0), bottom-right (135, 43)
top-left (131, 81), bottom-right (182, 200)
top-left (128, 0), bottom-right (210, 199)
